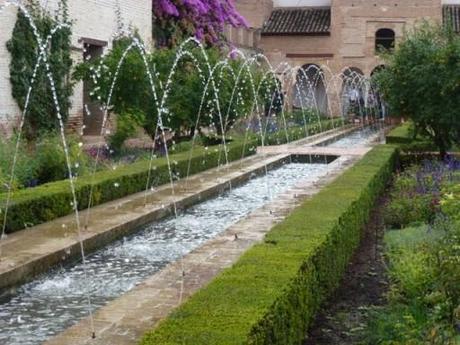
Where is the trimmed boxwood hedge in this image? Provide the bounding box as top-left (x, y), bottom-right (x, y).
top-left (385, 122), bottom-right (413, 144)
top-left (140, 144), bottom-right (398, 345)
top-left (0, 141), bottom-right (257, 234)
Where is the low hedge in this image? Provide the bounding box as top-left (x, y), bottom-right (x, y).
top-left (259, 118), bottom-right (343, 146)
top-left (140, 144), bottom-right (398, 345)
top-left (385, 122), bottom-right (414, 144)
top-left (0, 140), bottom-right (257, 233)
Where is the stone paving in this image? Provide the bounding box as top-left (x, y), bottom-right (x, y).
top-left (0, 125), bottom-right (373, 345)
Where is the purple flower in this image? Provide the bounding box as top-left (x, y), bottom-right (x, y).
top-left (153, 0), bottom-right (247, 45)
top-left (154, 0), bottom-right (179, 17)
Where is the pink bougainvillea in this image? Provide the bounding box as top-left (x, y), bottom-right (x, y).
top-left (153, 0), bottom-right (247, 46)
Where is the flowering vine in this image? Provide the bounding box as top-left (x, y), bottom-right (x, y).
top-left (152, 0), bottom-right (247, 47)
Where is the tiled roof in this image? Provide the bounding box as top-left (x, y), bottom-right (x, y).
top-left (443, 5), bottom-right (460, 33)
top-left (262, 7), bottom-right (331, 36)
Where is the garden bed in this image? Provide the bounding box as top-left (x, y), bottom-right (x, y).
top-left (305, 156), bottom-right (460, 345)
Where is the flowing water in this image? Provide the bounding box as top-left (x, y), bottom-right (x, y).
top-left (0, 159), bottom-right (341, 345)
top-left (323, 127), bottom-right (380, 148)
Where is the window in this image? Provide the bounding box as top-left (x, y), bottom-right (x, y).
top-left (375, 28), bottom-right (395, 53)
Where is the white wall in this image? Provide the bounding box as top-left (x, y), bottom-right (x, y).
top-left (0, 5), bottom-right (21, 135)
top-left (0, 0), bottom-right (152, 134)
top-left (273, 0), bottom-right (331, 7)
top-left (442, 0), bottom-right (460, 4)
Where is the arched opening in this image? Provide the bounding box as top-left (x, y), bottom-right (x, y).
top-left (370, 65), bottom-right (387, 119)
top-left (371, 65), bottom-right (386, 76)
top-left (375, 28), bottom-right (395, 53)
top-left (292, 64), bottom-right (328, 116)
top-left (341, 67), bottom-right (364, 118)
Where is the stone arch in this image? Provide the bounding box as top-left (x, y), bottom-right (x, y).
top-left (370, 65), bottom-right (387, 119)
top-left (370, 64), bottom-right (386, 77)
top-left (341, 67), bottom-right (365, 117)
top-left (292, 64), bottom-right (328, 115)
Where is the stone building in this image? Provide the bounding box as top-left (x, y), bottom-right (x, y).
top-left (237, 0), bottom-right (460, 115)
top-left (0, 0), bottom-right (152, 136)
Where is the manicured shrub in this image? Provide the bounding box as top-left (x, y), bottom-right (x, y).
top-left (0, 140), bottom-right (256, 233)
top-left (140, 144), bottom-right (397, 345)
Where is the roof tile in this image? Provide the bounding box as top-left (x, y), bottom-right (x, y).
top-left (262, 7), bottom-right (331, 35)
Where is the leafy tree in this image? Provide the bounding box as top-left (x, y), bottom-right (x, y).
top-left (375, 23), bottom-right (460, 157)
top-left (152, 0), bottom-right (247, 47)
top-left (74, 37), bottom-right (260, 151)
top-left (7, 0), bottom-right (73, 140)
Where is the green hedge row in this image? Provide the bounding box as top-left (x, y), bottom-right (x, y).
top-left (385, 122), bottom-right (413, 144)
top-left (140, 144), bottom-right (398, 345)
top-left (0, 141), bottom-right (257, 234)
top-left (257, 118), bottom-right (343, 146)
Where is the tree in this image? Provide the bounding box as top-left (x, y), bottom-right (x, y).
top-left (375, 23), bottom-right (460, 157)
top-left (152, 0), bottom-right (247, 47)
top-left (74, 37), bottom-right (260, 151)
top-left (7, 0), bottom-right (73, 140)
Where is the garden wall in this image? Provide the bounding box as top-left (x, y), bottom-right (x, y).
top-left (140, 144), bottom-right (398, 345)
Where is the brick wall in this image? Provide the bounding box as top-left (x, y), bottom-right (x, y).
top-left (260, 0), bottom-right (443, 76)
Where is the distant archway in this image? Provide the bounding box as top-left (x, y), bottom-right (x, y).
top-left (292, 64), bottom-right (328, 115)
top-left (341, 67), bottom-right (365, 117)
top-left (370, 65), bottom-right (387, 118)
top-left (371, 64), bottom-right (386, 77)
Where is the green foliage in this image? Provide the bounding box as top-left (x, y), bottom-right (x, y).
top-left (34, 133), bottom-right (89, 183)
top-left (0, 132), bottom-right (88, 192)
top-left (366, 218), bottom-right (460, 345)
top-left (440, 183), bottom-right (460, 223)
top-left (6, 0), bottom-right (73, 140)
top-left (375, 23), bottom-right (460, 157)
top-left (140, 145), bottom-right (397, 345)
top-left (0, 137), bottom-right (37, 192)
top-left (109, 109), bottom-right (145, 153)
top-left (74, 38), bottom-right (260, 149)
top-left (383, 165), bottom-right (444, 228)
top-left (0, 140), bottom-right (256, 233)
